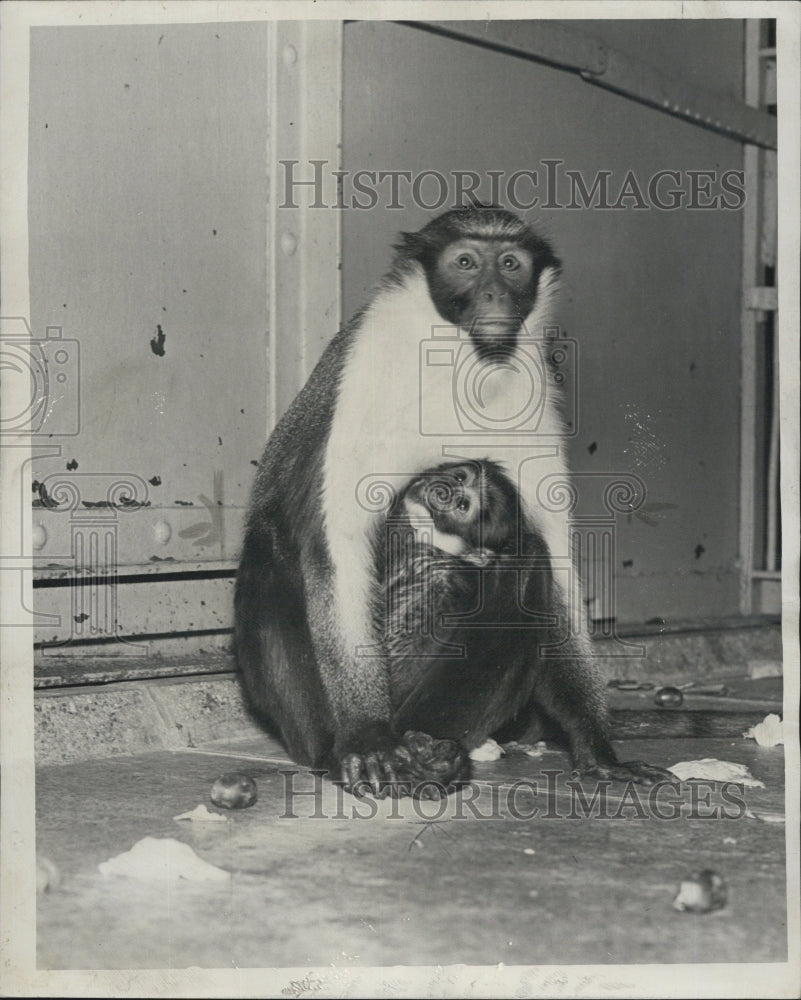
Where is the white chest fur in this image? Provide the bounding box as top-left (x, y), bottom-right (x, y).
top-left (323, 267), bottom-right (574, 654)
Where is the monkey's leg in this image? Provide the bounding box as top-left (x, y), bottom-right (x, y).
top-left (304, 512), bottom-right (481, 799)
top-left (517, 555), bottom-right (674, 786)
top-left (380, 560), bottom-right (538, 789)
top-left (393, 646), bottom-right (535, 753)
top-left (304, 574), bottom-right (469, 800)
top-left (528, 639), bottom-right (675, 787)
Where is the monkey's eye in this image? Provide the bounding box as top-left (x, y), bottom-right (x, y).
top-left (456, 498), bottom-right (470, 513)
top-left (455, 253), bottom-right (477, 270)
top-left (499, 254), bottom-right (521, 271)
top-left (453, 469), bottom-right (467, 483)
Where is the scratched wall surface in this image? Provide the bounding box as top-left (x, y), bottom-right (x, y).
top-left (342, 20), bottom-right (746, 624)
top-left (28, 23), bottom-right (270, 575)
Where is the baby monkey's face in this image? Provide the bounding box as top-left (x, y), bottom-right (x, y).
top-left (402, 464), bottom-right (488, 557)
top-left (409, 465), bottom-right (480, 530)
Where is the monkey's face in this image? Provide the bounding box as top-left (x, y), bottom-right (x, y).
top-left (394, 208), bottom-right (560, 358)
top-left (403, 461), bottom-right (520, 556)
top-left (430, 240), bottom-right (539, 356)
top-left (422, 464), bottom-right (480, 531)
top-left (403, 465), bottom-right (483, 555)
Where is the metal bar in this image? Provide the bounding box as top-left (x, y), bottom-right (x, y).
top-left (297, 21), bottom-right (343, 379)
top-left (748, 286), bottom-right (779, 311)
top-left (34, 574), bottom-right (235, 646)
top-left (34, 559), bottom-right (236, 580)
top-left (582, 43), bottom-right (777, 150)
top-left (269, 21), bottom-right (342, 429)
top-left (765, 318), bottom-right (780, 572)
top-left (752, 576), bottom-right (782, 615)
top-left (738, 19), bottom-right (762, 615)
top-left (412, 19), bottom-right (608, 75)
top-left (407, 20), bottom-right (777, 150)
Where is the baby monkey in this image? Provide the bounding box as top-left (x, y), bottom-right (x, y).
top-left (379, 460), bottom-right (525, 736)
top-left (381, 459), bottom-right (672, 790)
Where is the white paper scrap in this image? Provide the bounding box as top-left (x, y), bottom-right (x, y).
top-left (743, 713), bottom-right (784, 747)
top-left (174, 804), bottom-right (228, 823)
top-left (668, 759), bottom-right (765, 788)
top-left (98, 837), bottom-right (230, 882)
top-left (469, 738), bottom-right (505, 762)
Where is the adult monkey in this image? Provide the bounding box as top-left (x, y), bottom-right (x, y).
top-left (235, 207), bottom-right (669, 797)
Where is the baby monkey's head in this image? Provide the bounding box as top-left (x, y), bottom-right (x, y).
top-left (402, 461), bottom-right (518, 557)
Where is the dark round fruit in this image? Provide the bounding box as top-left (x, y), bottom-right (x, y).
top-left (654, 686), bottom-right (684, 708)
top-left (210, 772), bottom-right (258, 809)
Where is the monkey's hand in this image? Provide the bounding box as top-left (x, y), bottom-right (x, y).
top-left (340, 729), bottom-right (471, 799)
top-left (576, 759), bottom-right (678, 787)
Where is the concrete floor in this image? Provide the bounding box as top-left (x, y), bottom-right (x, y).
top-left (36, 728), bottom-right (788, 971)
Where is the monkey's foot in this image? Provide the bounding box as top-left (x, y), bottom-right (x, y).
top-left (390, 730), bottom-right (472, 798)
top-left (576, 760), bottom-right (678, 787)
top-left (340, 730), bottom-right (471, 799)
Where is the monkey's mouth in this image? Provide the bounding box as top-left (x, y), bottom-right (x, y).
top-left (468, 318), bottom-right (521, 358)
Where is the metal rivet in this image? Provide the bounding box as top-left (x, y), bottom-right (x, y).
top-left (32, 523), bottom-right (47, 550)
top-left (283, 45), bottom-right (297, 67)
top-left (281, 232), bottom-right (298, 256)
top-left (154, 520), bottom-right (171, 545)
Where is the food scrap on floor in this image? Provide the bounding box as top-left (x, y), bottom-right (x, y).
top-left (173, 804), bottom-right (228, 823)
top-left (673, 869), bottom-right (728, 914)
top-left (668, 759), bottom-right (766, 787)
top-left (743, 713), bottom-right (784, 747)
top-left (98, 837), bottom-right (230, 882)
top-left (469, 738), bottom-right (505, 762)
